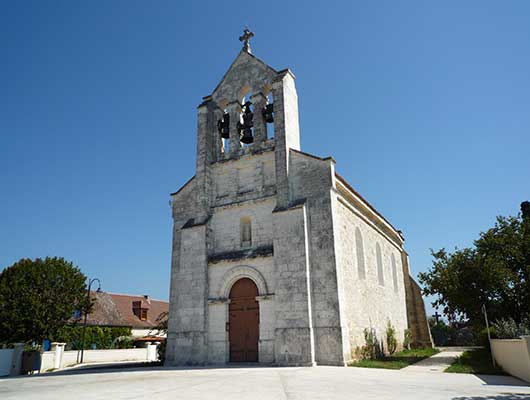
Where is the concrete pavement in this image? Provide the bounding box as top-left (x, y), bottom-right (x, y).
top-left (402, 347), bottom-right (472, 373)
top-left (1, 365), bottom-right (529, 400)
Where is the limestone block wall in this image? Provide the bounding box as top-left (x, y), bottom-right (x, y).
top-left (166, 223), bottom-right (208, 365)
top-left (334, 198), bottom-right (408, 358)
top-left (209, 198), bottom-right (275, 254)
top-left (171, 177), bottom-right (198, 219)
top-left (272, 204), bottom-right (315, 366)
top-left (289, 150), bottom-right (349, 365)
top-left (401, 252), bottom-right (433, 348)
top-left (212, 150), bottom-right (276, 206)
top-left (211, 50), bottom-right (277, 107)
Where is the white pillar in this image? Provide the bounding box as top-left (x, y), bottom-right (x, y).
top-left (51, 343), bottom-right (65, 370)
top-left (207, 300), bottom-right (230, 364)
top-left (146, 342), bottom-right (158, 361)
top-left (256, 295), bottom-right (275, 363)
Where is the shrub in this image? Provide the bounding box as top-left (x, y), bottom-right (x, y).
top-left (403, 329), bottom-right (412, 350)
top-left (453, 327), bottom-right (476, 346)
top-left (386, 321), bottom-right (397, 355)
top-left (52, 326), bottom-right (133, 350)
top-left (492, 317), bottom-right (530, 339)
top-left (361, 328), bottom-right (378, 360)
top-left (477, 327), bottom-right (496, 347)
top-left (112, 336), bottom-right (135, 349)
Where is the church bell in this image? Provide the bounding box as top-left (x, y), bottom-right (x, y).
top-left (239, 101), bottom-right (254, 144)
top-left (217, 113), bottom-right (230, 139)
top-left (263, 103), bottom-right (274, 123)
top-left (240, 126), bottom-right (253, 144)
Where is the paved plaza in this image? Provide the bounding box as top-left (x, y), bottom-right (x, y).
top-left (1, 365), bottom-right (529, 400)
top-left (402, 347), bottom-right (472, 373)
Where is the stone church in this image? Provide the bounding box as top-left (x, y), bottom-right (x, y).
top-left (166, 30), bottom-right (432, 366)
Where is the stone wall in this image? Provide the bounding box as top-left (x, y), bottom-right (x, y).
top-left (289, 150), bottom-right (348, 365)
top-left (209, 197), bottom-right (275, 253)
top-left (211, 149), bottom-right (276, 208)
top-left (334, 198), bottom-right (408, 359)
top-left (401, 252), bottom-right (433, 348)
top-left (166, 223), bottom-right (208, 365)
top-left (272, 203), bottom-right (315, 366)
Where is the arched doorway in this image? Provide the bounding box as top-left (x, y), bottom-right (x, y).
top-left (229, 278), bottom-right (259, 362)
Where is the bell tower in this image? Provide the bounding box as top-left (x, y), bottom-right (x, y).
top-left (194, 28), bottom-right (301, 210)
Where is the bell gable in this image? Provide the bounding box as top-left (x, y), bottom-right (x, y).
top-left (210, 49), bottom-right (278, 106)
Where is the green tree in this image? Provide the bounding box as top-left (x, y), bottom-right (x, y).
top-left (0, 257), bottom-right (90, 344)
top-left (419, 202), bottom-right (530, 327)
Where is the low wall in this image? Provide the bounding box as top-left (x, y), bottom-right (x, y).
top-left (41, 351), bottom-right (56, 372)
top-left (39, 343), bottom-right (159, 373)
top-left (491, 336), bottom-right (530, 383)
top-left (62, 348), bottom-right (149, 367)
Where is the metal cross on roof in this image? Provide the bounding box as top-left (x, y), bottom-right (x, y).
top-left (239, 27), bottom-right (254, 53)
top-left (433, 311), bottom-right (442, 324)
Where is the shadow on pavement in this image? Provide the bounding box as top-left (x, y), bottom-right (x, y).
top-left (452, 394), bottom-right (530, 400)
top-left (474, 374), bottom-right (530, 388)
top-left (3, 362), bottom-right (277, 379)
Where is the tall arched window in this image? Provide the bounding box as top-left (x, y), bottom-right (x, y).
top-left (240, 216), bottom-right (252, 248)
top-left (376, 243), bottom-right (384, 286)
top-left (355, 227), bottom-right (366, 280)
top-left (391, 253), bottom-right (398, 293)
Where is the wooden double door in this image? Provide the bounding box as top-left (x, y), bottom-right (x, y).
top-left (228, 278), bottom-right (259, 362)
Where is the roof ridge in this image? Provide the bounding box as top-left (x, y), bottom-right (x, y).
top-left (208, 49), bottom-right (279, 100)
top-left (334, 172), bottom-right (403, 240)
top-left (95, 291), bottom-right (169, 303)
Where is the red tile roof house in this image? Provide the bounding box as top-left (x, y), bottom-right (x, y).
top-left (85, 292), bottom-right (169, 342)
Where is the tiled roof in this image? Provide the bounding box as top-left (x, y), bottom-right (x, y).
top-left (85, 292), bottom-right (168, 329)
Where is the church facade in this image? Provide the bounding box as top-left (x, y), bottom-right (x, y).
top-left (166, 32), bottom-right (432, 366)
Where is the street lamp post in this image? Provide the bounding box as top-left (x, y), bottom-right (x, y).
top-left (78, 277), bottom-right (101, 364)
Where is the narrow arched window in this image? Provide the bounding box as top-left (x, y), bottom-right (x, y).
top-left (391, 253), bottom-right (398, 293)
top-left (240, 216), bottom-right (252, 247)
top-left (355, 227), bottom-right (366, 280)
top-left (376, 243), bottom-right (384, 286)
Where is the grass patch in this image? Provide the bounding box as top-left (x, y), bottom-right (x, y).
top-left (445, 348), bottom-right (505, 375)
top-left (349, 348), bottom-right (439, 370)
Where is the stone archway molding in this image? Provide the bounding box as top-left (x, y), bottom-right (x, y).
top-left (219, 265), bottom-right (269, 299)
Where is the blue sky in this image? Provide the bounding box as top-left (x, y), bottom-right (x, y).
top-left (1, 1), bottom-right (529, 316)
